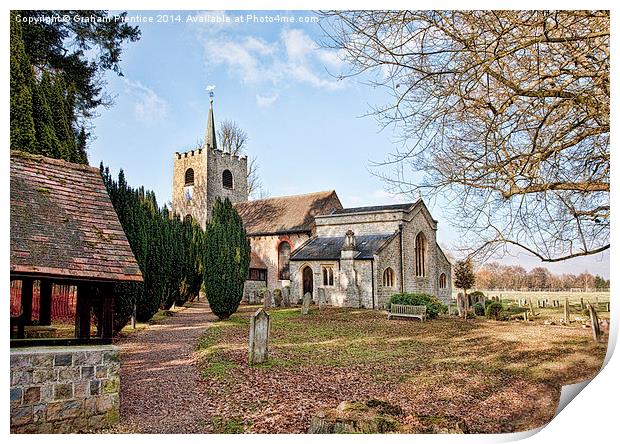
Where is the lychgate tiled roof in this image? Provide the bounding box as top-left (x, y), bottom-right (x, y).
top-left (10, 151), bottom-right (143, 282)
top-left (290, 233), bottom-right (396, 261)
top-left (234, 190), bottom-right (342, 236)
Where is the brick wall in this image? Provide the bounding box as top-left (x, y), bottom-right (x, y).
top-left (10, 345), bottom-right (120, 433)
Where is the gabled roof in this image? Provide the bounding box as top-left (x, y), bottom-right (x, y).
top-left (10, 151), bottom-right (143, 282)
top-left (290, 233), bottom-right (395, 261)
top-left (234, 190), bottom-right (342, 236)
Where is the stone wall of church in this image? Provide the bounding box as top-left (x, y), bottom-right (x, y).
top-left (205, 149), bottom-right (248, 221)
top-left (315, 211), bottom-right (404, 237)
top-left (248, 232), bottom-right (310, 292)
top-left (374, 234), bottom-right (403, 309)
top-left (172, 148), bottom-right (248, 229)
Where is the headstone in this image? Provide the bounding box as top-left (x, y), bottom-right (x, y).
top-left (301, 292), bottom-right (312, 315)
top-left (588, 303), bottom-right (602, 343)
top-left (457, 293), bottom-right (466, 318)
top-left (564, 298), bottom-right (570, 324)
top-left (282, 287), bottom-right (291, 307)
top-left (263, 290), bottom-right (273, 309)
top-left (248, 308), bottom-right (270, 365)
top-left (317, 288), bottom-right (327, 309)
top-left (273, 289), bottom-right (283, 307)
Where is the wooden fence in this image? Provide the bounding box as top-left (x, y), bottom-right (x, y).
top-left (10, 281), bottom-right (77, 322)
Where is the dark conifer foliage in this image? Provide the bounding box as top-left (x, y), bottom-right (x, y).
top-left (100, 164), bottom-right (207, 332)
top-left (204, 198), bottom-right (251, 320)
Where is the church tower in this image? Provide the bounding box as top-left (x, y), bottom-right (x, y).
top-left (172, 92), bottom-right (249, 229)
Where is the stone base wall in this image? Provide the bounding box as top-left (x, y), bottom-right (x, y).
top-left (10, 345), bottom-right (120, 433)
top-left (243, 280), bottom-right (267, 303)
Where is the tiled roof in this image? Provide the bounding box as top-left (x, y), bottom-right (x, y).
top-left (10, 151), bottom-right (143, 282)
top-left (250, 251), bottom-right (267, 269)
top-left (290, 233), bottom-right (396, 261)
top-left (330, 201), bottom-right (419, 215)
top-left (234, 190), bottom-right (342, 236)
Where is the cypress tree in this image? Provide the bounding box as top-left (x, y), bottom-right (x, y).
top-left (33, 72), bottom-right (63, 158)
top-left (204, 198), bottom-right (251, 320)
top-left (10, 12), bottom-right (37, 152)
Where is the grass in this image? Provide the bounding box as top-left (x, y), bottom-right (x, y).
top-left (196, 303), bottom-right (608, 433)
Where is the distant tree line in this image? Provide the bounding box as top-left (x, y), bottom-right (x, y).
top-left (475, 262), bottom-right (609, 291)
top-left (100, 165), bottom-right (207, 332)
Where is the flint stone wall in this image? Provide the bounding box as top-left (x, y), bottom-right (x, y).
top-left (10, 345), bottom-right (120, 433)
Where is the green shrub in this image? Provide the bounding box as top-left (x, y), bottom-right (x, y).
top-left (473, 303), bottom-right (485, 316)
top-left (484, 299), bottom-right (495, 309)
top-left (469, 290), bottom-right (485, 300)
top-left (388, 293), bottom-right (447, 319)
top-left (486, 302), bottom-right (504, 320)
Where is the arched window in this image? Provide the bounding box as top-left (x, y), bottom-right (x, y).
top-left (414, 232), bottom-right (427, 277)
top-left (383, 267), bottom-right (395, 287)
top-left (439, 273), bottom-right (447, 289)
top-left (184, 168), bottom-right (194, 186)
top-left (222, 169), bottom-right (233, 189)
top-left (278, 242), bottom-right (291, 280)
top-left (322, 266), bottom-right (334, 286)
top-left (184, 214), bottom-right (193, 224)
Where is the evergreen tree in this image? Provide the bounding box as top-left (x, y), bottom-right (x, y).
top-left (204, 198), bottom-right (251, 320)
top-left (9, 11), bottom-right (37, 152)
top-left (455, 258), bottom-right (476, 309)
top-left (31, 73), bottom-right (63, 158)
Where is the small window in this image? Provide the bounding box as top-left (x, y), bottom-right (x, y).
top-left (184, 214), bottom-right (193, 224)
top-left (222, 169), bottom-right (233, 189)
top-left (439, 273), bottom-right (447, 289)
top-left (383, 267), bottom-right (395, 287)
top-left (249, 268), bottom-right (267, 281)
top-left (322, 266), bottom-right (334, 286)
top-left (184, 168), bottom-right (194, 186)
top-left (278, 242), bottom-right (291, 280)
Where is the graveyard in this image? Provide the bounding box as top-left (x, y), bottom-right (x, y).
top-left (187, 300), bottom-right (607, 433)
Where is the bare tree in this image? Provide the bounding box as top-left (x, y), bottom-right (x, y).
top-left (320, 11), bottom-right (609, 262)
top-left (217, 120), bottom-right (264, 199)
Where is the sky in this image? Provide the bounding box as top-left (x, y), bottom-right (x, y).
top-left (87, 10), bottom-right (609, 279)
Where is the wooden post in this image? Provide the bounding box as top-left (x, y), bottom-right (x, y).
top-left (588, 303), bottom-right (602, 342)
top-left (564, 298), bottom-right (570, 324)
top-left (21, 278), bottom-right (34, 326)
top-left (39, 280), bottom-right (53, 326)
top-left (101, 285), bottom-right (114, 340)
top-left (580, 298), bottom-right (585, 309)
top-left (75, 284), bottom-right (91, 340)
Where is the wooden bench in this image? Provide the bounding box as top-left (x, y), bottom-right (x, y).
top-left (388, 304), bottom-right (427, 322)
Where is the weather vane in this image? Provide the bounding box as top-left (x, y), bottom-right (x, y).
top-left (206, 84), bottom-right (216, 99)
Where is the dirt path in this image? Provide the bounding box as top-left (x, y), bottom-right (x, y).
top-left (112, 300), bottom-right (216, 433)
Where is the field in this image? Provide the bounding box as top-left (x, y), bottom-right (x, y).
top-left (196, 304), bottom-right (608, 433)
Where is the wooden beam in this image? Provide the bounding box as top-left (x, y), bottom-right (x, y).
top-left (75, 284), bottom-right (91, 340)
top-left (100, 284), bottom-right (114, 340)
top-left (21, 278), bottom-right (34, 326)
top-left (39, 280), bottom-right (53, 326)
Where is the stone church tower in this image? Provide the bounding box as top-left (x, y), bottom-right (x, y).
top-left (172, 94), bottom-right (248, 229)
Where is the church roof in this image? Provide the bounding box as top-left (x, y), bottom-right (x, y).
top-left (250, 251), bottom-right (267, 270)
top-left (330, 201), bottom-right (419, 215)
top-left (10, 151), bottom-right (143, 283)
top-left (290, 233), bottom-right (396, 261)
top-left (234, 190), bottom-right (342, 236)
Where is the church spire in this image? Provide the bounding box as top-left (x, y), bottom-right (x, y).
top-left (205, 86), bottom-right (217, 150)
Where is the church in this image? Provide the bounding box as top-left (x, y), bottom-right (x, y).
top-left (171, 96), bottom-right (452, 308)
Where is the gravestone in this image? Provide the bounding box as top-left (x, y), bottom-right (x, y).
top-left (317, 288), bottom-right (327, 309)
top-left (273, 289), bottom-right (283, 307)
top-left (456, 293), bottom-right (466, 317)
top-left (248, 308), bottom-right (270, 365)
top-left (263, 290), bottom-right (273, 309)
top-left (301, 292), bottom-right (312, 315)
top-left (564, 298), bottom-right (570, 324)
top-left (282, 287), bottom-right (291, 307)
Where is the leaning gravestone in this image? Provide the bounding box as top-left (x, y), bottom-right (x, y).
top-left (282, 287), bottom-right (291, 307)
top-left (263, 290), bottom-right (273, 309)
top-left (248, 308), bottom-right (270, 365)
top-left (317, 288), bottom-right (327, 310)
top-left (301, 292), bottom-right (312, 315)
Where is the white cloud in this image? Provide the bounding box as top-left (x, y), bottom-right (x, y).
top-left (198, 27), bottom-right (346, 94)
top-left (256, 93), bottom-right (279, 108)
top-left (123, 79), bottom-right (168, 123)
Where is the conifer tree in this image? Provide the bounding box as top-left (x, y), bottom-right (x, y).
top-left (9, 11), bottom-right (37, 152)
top-left (204, 198), bottom-right (251, 320)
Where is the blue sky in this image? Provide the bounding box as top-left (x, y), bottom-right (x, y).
top-left (88, 10), bottom-right (609, 278)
